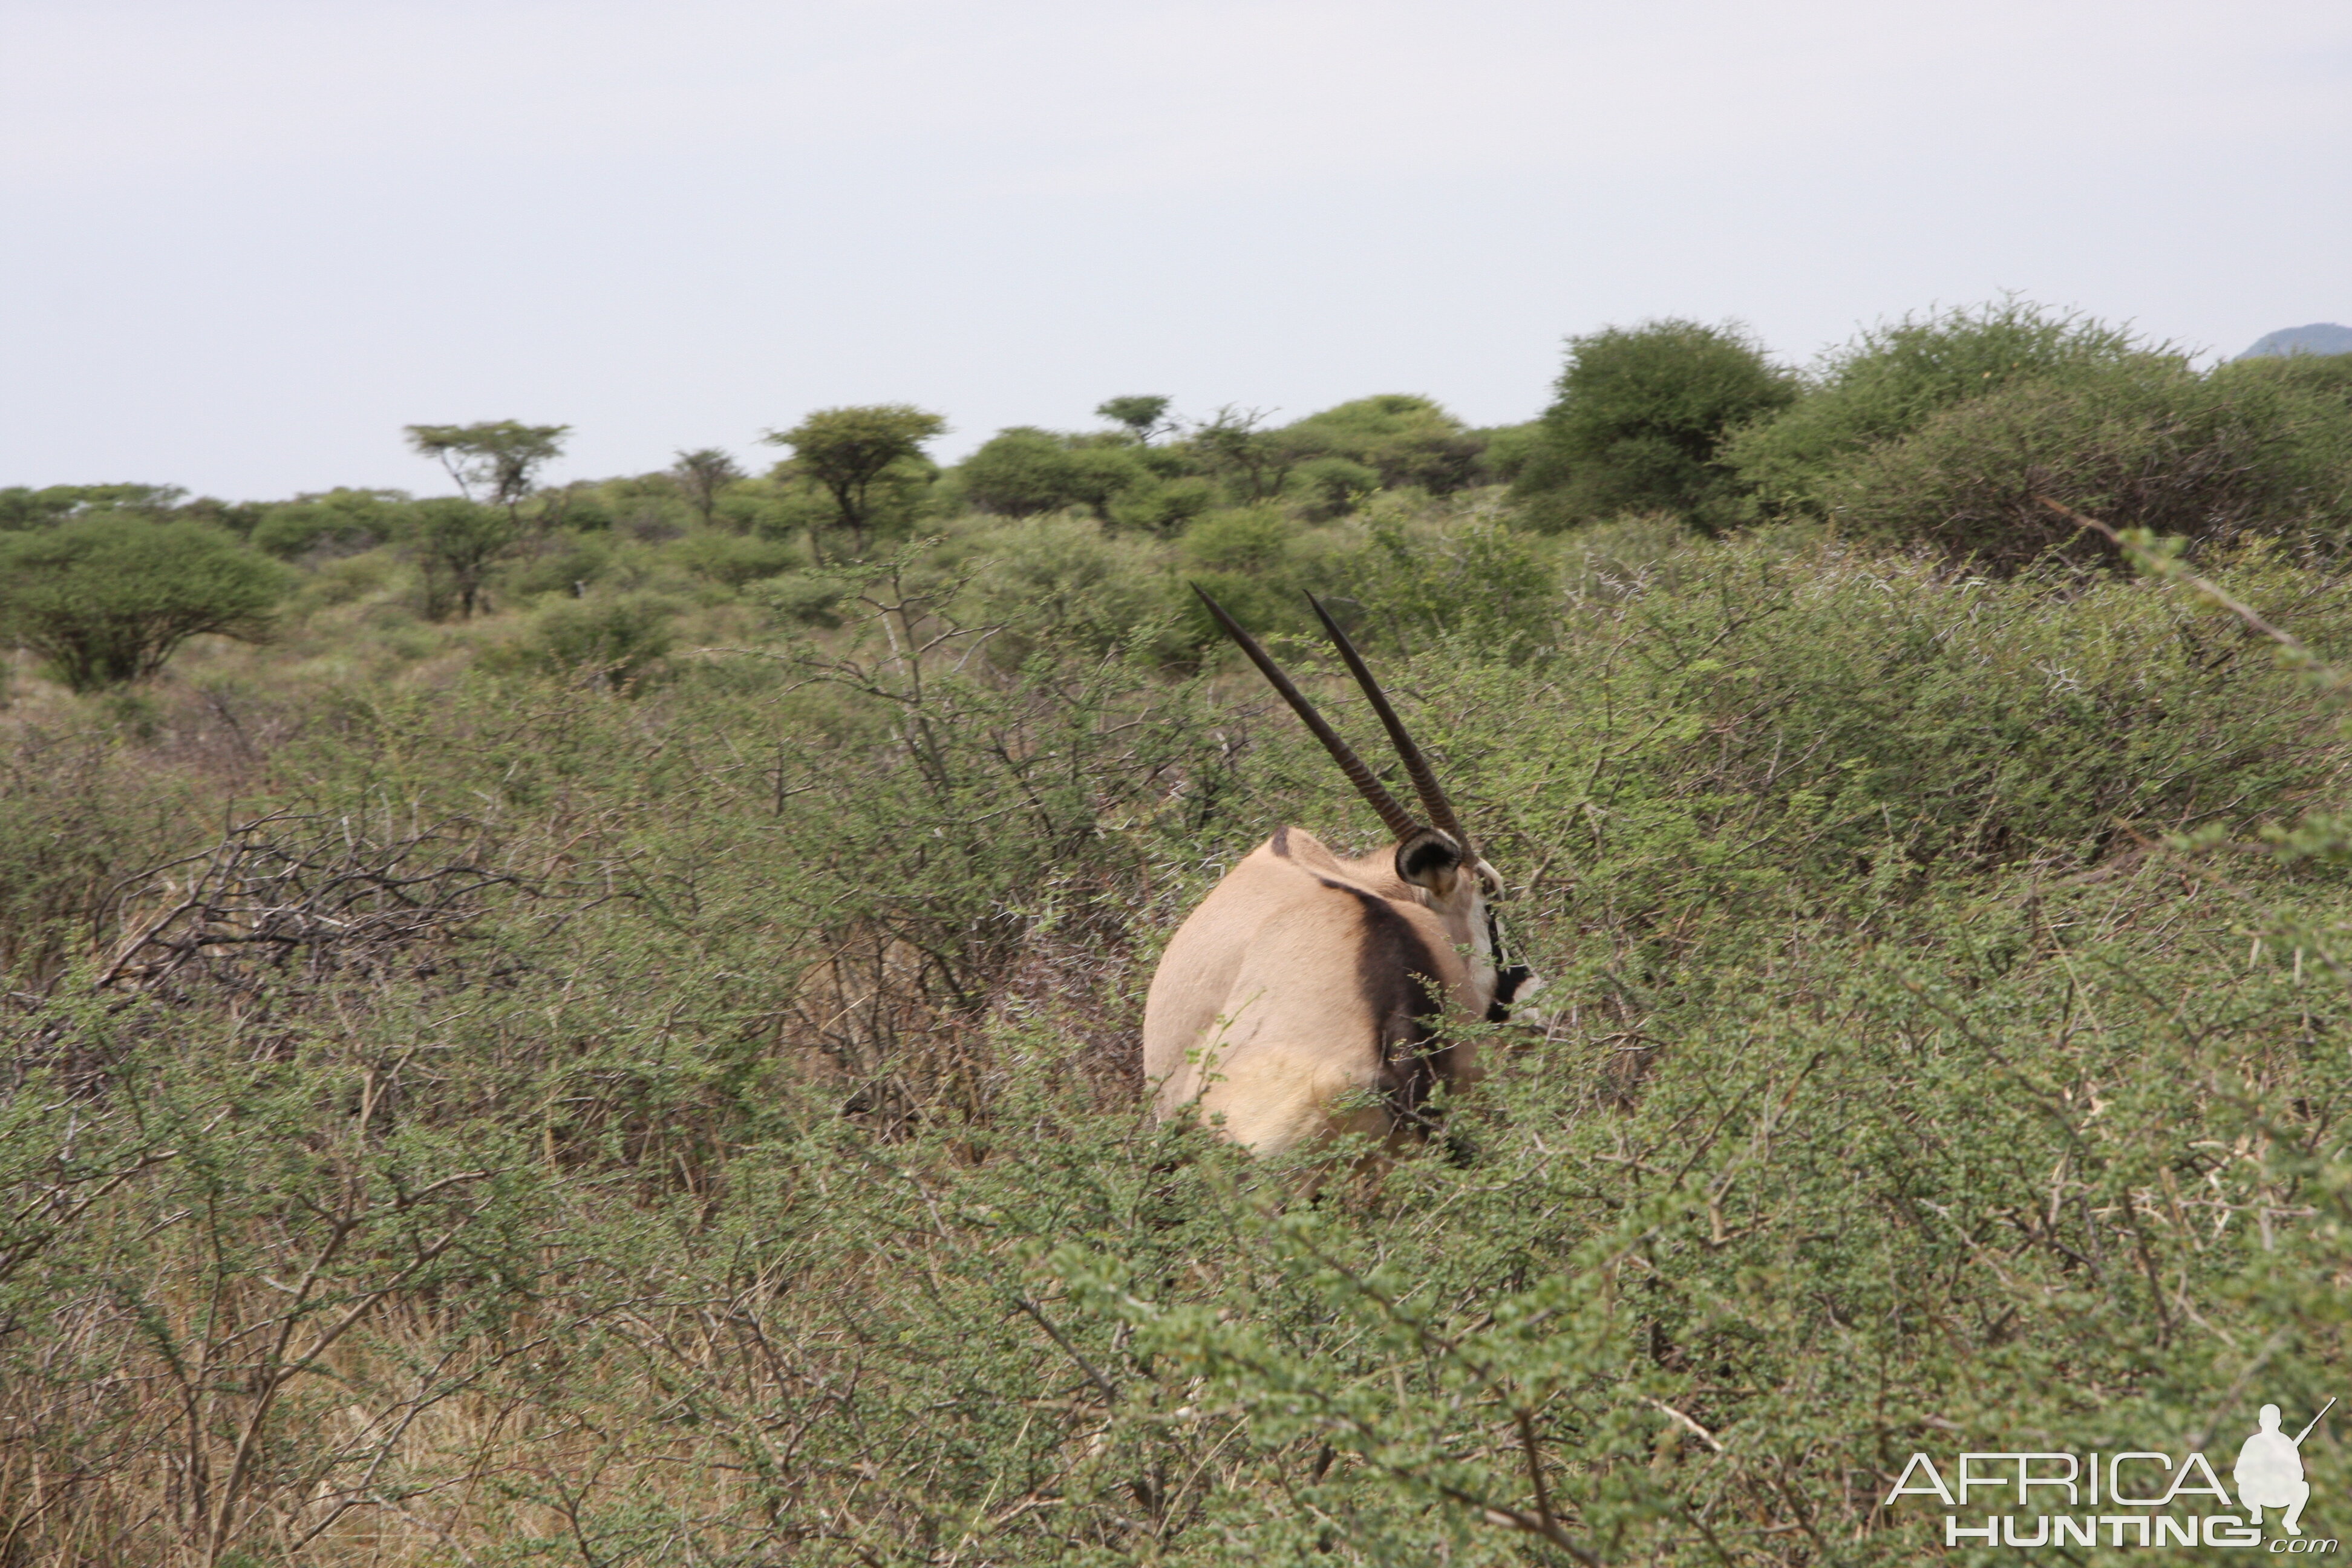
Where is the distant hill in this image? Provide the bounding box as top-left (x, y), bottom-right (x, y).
top-left (2235, 322), bottom-right (2352, 359)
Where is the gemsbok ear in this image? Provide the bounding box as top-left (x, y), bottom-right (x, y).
top-left (1394, 828), bottom-right (1465, 893)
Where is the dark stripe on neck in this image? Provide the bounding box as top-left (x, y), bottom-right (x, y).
top-left (1485, 906), bottom-right (1528, 1023)
top-left (1317, 877), bottom-right (1446, 1134)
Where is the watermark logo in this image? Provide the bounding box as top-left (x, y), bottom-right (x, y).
top-left (2240, 1400), bottom-right (2333, 1538)
top-left (1886, 1399), bottom-right (2336, 1551)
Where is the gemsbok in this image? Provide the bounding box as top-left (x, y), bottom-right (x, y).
top-left (1143, 589), bottom-right (1536, 1155)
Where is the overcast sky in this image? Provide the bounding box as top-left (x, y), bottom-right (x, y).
top-left (2, 1), bottom-right (2346, 500)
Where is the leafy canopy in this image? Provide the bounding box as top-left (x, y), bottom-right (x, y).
top-left (0, 483), bottom-right (188, 529)
top-left (1514, 318), bottom-right (1795, 530)
top-left (404, 498), bottom-right (519, 620)
top-left (1279, 394), bottom-right (1485, 496)
top-left (669, 448), bottom-right (744, 527)
top-left (403, 420), bottom-right (570, 514)
top-left (250, 489), bottom-right (413, 560)
top-left (762, 403), bottom-right (947, 557)
top-left (1723, 299), bottom-right (2154, 520)
top-left (0, 515), bottom-right (290, 691)
top-left (1185, 405), bottom-right (1309, 505)
top-left (1095, 394), bottom-right (1173, 442)
top-left (1820, 351), bottom-right (2352, 567)
top-left (959, 427), bottom-right (1145, 520)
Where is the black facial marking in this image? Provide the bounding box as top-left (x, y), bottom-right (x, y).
top-left (1318, 876), bottom-right (1448, 1135)
top-left (1484, 906), bottom-right (1532, 1024)
top-left (1486, 965), bottom-right (1534, 1024)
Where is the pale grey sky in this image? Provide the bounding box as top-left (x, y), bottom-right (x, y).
top-left (2, 1), bottom-right (2346, 499)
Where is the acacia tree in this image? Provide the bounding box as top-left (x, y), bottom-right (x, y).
top-left (1095, 395), bottom-right (1173, 444)
top-left (405, 499), bottom-right (518, 620)
top-left (762, 405), bottom-right (945, 561)
top-left (0, 517), bottom-right (290, 690)
top-left (671, 448), bottom-right (745, 527)
top-left (403, 421), bottom-right (570, 523)
top-left (1189, 405), bottom-right (1313, 503)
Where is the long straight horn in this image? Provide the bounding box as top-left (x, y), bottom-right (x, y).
top-left (1305, 592), bottom-right (1475, 860)
top-left (1192, 585), bottom-right (1422, 841)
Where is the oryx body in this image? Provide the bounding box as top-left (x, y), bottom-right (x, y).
top-left (1144, 825), bottom-right (1495, 1155)
top-left (1144, 592), bottom-right (1531, 1157)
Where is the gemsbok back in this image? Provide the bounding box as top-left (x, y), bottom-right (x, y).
top-left (1144, 590), bottom-right (1536, 1156)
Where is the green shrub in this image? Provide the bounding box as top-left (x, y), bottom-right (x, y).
top-left (514, 593), bottom-right (678, 687)
top-left (250, 488), bottom-right (413, 558)
top-left (576, 474), bottom-right (687, 538)
top-left (1180, 507), bottom-right (1291, 575)
top-left (1554, 509), bottom-right (1705, 599)
top-left (0, 485), bottom-right (87, 530)
top-left (541, 482), bottom-right (620, 535)
top-left (2223, 347), bottom-right (2352, 403)
top-left (0, 483), bottom-right (185, 529)
top-left (1470, 419), bottom-right (1544, 484)
top-left (1820, 355), bottom-right (2352, 566)
top-left (1107, 472), bottom-right (1218, 534)
top-left (1514, 318), bottom-right (1797, 530)
top-left (957, 515), bottom-right (1177, 661)
top-left (403, 498), bottom-right (518, 619)
top-left (1169, 506), bottom-right (1400, 655)
top-left (1724, 298), bottom-right (2155, 521)
top-left (666, 529), bottom-right (803, 587)
top-left (1180, 406), bottom-right (1318, 505)
top-left (1278, 394), bottom-right (1486, 494)
top-left (11, 538), bottom-right (2352, 1563)
top-left (497, 529), bottom-right (616, 599)
top-left (1333, 510), bottom-right (1557, 659)
top-left (178, 497), bottom-right (266, 538)
top-left (955, 427), bottom-right (1132, 520)
top-left (1292, 454), bottom-right (1382, 518)
top-left (755, 569), bottom-right (851, 628)
top-left (958, 426), bottom-right (1075, 516)
top-left (28, 381), bottom-right (2352, 1564)
top-left (0, 727), bottom-right (193, 983)
top-left (0, 515), bottom-right (291, 691)
top-left (291, 548), bottom-right (398, 612)
top-left (706, 474), bottom-right (823, 540)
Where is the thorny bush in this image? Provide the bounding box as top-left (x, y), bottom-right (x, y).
top-left (5, 535), bottom-right (2352, 1564)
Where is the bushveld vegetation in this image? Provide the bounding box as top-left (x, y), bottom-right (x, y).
top-left (7, 302), bottom-right (2352, 1565)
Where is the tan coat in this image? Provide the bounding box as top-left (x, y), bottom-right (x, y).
top-left (1143, 826), bottom-right (1495, 1155)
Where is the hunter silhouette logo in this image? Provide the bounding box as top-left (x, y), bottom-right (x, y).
top-left (1884, 1396), bottom-right (2339, 1549)
top-left (2239, 1400), bottom-right (2334, 1537)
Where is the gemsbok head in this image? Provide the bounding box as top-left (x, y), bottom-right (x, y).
top-left (1143, 589), bottom-right (1538, 1156)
